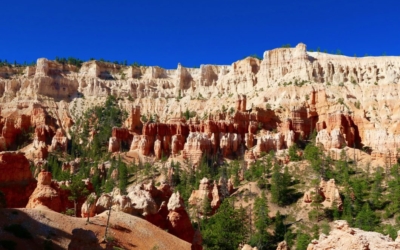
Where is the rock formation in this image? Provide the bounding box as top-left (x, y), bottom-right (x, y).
top-left (1, 43), bottom-right (400, 160)
top-left (81, 193), bottom-right (97, 218)
top-left (307, 220), bottom-right (400, 250)
top-left (26, 171), bottom-right (92, 215)
top-left (50, 128), bottom-right (67, 152)
top-left (303, 179), bottom-right (342, 209)
top-left (26, 171), bottom-right (63, 211)
top-left (167, 192), bottom-right (195, 244)
top-left (188, 177), bottom-right (231, 214)
top-left (276, 241), bottom-right (289, 250)
top-left (0, 152), bottom-right (37, 207)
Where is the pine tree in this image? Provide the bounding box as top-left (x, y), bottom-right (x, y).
top-left (274, 211), bottom-right (286, 243)
top-left (250, 191), bottom-right (271, 249)
top-left (341, 195), bottom-right (353, 225)
top-left (355, 202), bottom-right (379, 231)
top-left (370, 167), bottom-right (384, 209)
top-left (271, 164), bottom-right (291, 206)
top-left (85, 194), bottom-right (96, 223)
top-left (202, 193), bottom-right (212, 215)
top-left (387, 164), bottom-right (400, 216)
top-left (118, 156), bottom-right (128, 194)
top-left (288, 144), bottom-right (300, 161)
top-left (202, 198), bottom-right (248, 250)
top-left (296, 231), bottom-right (311, 250)
top-left (63, 175), bottom-right (89, 217)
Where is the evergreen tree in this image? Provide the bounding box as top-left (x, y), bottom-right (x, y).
top-left (105, 178), bottom-right (115, 193)
top-left (118, 156), bottom-right (128, 194)
top-left (271, 164), bottom-right (291, 206)
top-left (91, 168), bottom-right (101, 195)
top-left (63, 175), bottom-right (89, 217)
top-left (274, 211), bottom-right (286, 243)
top-left (288, 144), bottom-right (301, 161)
top-left (388, 164), bottom-right (400, 216)
top-left (370, 167), bottom-right (384, 209)
top-left (334, 149), bottom-right (349, 184)
top-left (202, 193), bottom-right (213, 215)
top-left (341, 195), bottom-right (354, 225)
top-left (202, 198), bottom-right (248, 250)
top-left (296, 232), bottom-right (311, 250)
top-left (250, 191), bottom-right (271, 249)
top-left (85, 194), bottom-right (96, 223)
top-left (350, 177), bottom-right (368, 215)
top-left (309, 179), bottom-right (324, 222)
top-left (354, 203), bottom-right (379, 231)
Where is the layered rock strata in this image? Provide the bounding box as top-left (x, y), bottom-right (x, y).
top-left (1, 43), bottom-right (400, 161)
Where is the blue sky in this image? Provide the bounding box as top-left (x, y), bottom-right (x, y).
top-left (1, 0), bottom-right (399, 68)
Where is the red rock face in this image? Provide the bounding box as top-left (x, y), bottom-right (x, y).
top-left (0, 152), bottom-right (37, 208)
top-left (167, 192), bottom-right (195, 244)
top-left (108, 126), bottom-right (133, 153)
top-left (127, 96), bottom-right (287, 161)
top-left (1, 118), bottom-right (22, 148)
top-left (26, 171), bottom-right (63, 211)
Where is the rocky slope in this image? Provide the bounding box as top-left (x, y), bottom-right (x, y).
top-left (307, 220), bottom-right (400, 250)
top-left (0, 208), bottom-right (191, 250)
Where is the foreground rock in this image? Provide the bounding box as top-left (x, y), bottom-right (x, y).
top-left (26, 171), bottom-right (92, 215)
top-left (307, 220), bottom-right (400, 250)
top-left (0, 208), bottom-right (191, 250)
top-left (0, 152), bottom-right (37, 207)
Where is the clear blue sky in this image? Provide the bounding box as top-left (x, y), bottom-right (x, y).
top-left (1, 0), bottom-right (399, 68)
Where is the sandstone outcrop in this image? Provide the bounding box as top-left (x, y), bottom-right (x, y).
top-left (26, 171), bottom-right (62, 211)
top-left (26, 171), bottom-right (92, 215)
top-left (303, 179), bottom-right (342, 209)
top-left (167, 192), bottom-right (196, 244)
top-left (126, 184), bottom-right (158, 216)
top-left (242, 244), bottom-right (258, 250)
top-left (188, 177), bottom-right (230, 214)
top-left (0, 151), bottom-right (37, 207)
top-left (49, 128), bottom-right (67, 152)
top-left (276, 241), bottom-right (289, 250)
top-left (182, 132), bottom-right (212, 164)
top-left (95, 193), bottom-right (112, 214)
top-left (307, 220), bottom-right (400, 250)
top-left (81, 193), bottom-right (97, 218)
top-left (61, 158), bottom-right (80, 174)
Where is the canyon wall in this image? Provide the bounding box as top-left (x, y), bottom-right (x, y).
top-left (0, 43), bottom-right (400, 161)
